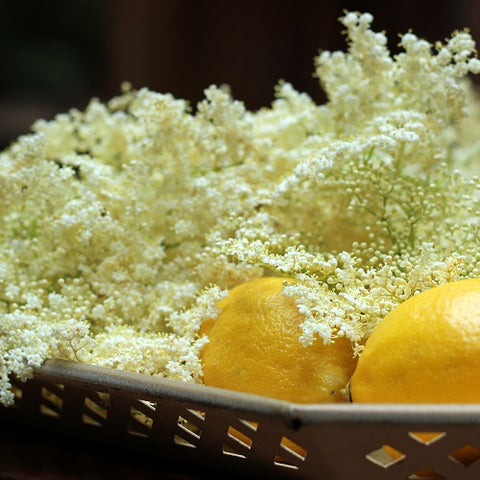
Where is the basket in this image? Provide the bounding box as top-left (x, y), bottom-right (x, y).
top-left (1, 358), bottom-right (480, 479)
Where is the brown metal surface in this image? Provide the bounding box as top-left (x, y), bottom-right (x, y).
top-left (1, 358), bottom-right (480, 479)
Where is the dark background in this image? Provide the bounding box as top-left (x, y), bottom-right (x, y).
top-left (1, 0), bottom-right (479, 149)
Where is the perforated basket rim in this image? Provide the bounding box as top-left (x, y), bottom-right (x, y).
top-left (4, 358), bottom-right (480, 480)
top-left (30, 358), bottom-right (480, 425)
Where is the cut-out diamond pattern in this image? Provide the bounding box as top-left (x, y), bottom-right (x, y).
top-left (237, 419), bottom-right (258, 432)
top-left (40, 384), bottom-right (64, 418)
top-left (449, 444), bottom-right (480, 467)
top-left (11, 383), bottom-right (23, 403)
top-left (363, 430), bottom-right (480, 478)
top-left (227, 426), bottom-right (253, 450)
top-left (366, 445), bottom-right (405, 468)
top-left (128, 400), bottom-right (156, 438)
top-left (174, 409), bottom-right (205, 449)
top-left (274, 436), bottom-right (308, 470)
top-left (222, 418), bottom-right (257, 459)
top-left (82, 392), bottom-right (109, 427)
top-left (222, 443), bottom-right (247, 459)
top-left (174, 433), bottom-right (197, 449)
top-left (6, 366), bottom-right (480, 480)
top-left (408, 468), bottom-right (445, 479)
top-left (409, 432), bottom-right (446, 445)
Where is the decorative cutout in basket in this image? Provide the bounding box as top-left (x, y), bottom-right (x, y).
top-left (2, 359), bottom-right (480, 479)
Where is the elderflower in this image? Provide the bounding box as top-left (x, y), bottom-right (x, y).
top-left (1, 11), bottom-right (480, 405)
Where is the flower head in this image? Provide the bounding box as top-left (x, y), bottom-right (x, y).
top-left (1, 12), bottom-right (480, 404)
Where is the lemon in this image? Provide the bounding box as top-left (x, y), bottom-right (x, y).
top-left (350, 278), bottom-right (480, 403)
top-left (200, 277), bottom-right (357, 403)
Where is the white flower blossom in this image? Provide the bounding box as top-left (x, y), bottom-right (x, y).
top-left (0, 11), bottom-right (480, 405)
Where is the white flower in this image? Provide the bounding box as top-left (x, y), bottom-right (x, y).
top-left (0, 10), bottom-right (480, 405)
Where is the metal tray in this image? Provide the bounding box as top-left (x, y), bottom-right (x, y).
top-left (1, 358), bottom-right (480, 479)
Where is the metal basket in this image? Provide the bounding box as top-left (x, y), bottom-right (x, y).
top-left (1, 358), bottom-right (480, 479)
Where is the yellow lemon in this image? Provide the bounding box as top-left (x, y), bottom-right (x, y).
top-left (200, 277), bottom-right (357, 403)
top-left (350, 278), bottom-right (480, 403)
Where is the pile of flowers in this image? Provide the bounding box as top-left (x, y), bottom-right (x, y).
top-left (1, 12), bottom-right (480, 405)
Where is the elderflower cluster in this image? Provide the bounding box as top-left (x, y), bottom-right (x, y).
top-left (1, 12), bottom-right (480, 404)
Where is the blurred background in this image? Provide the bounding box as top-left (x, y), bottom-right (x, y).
top-left (1, 0), bottom-right (480, 149)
